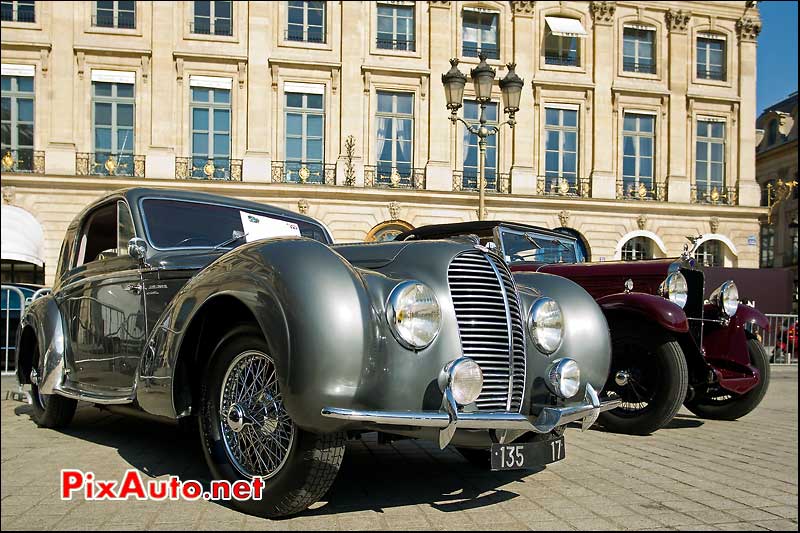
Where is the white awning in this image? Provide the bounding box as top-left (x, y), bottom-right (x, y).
top-left (1, 205), bottom-right (45, 267)
top-left (545, 16), bottom-right (587, 38)
top-left (698, 32), bottom-right (726, 41)
top-left (1, 64), bottom-right (35, 77)
top-left (91, 69), bottom-right (136, 84)
top-left (284, 82), bottom-right (325, 95)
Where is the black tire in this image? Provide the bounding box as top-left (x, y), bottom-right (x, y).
top-left (457, 447), bottom-right (490, 468)
top-left (30, 344), bottom-right (77, 429)
top-left (199, 325), bottom-right (346, 518)
top-left (598, 321), bottom-right (688, 435)
top-left (684, 337), bottom-right (771, 421)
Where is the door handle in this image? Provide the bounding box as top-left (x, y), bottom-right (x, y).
top-left (125, 283), bottom-right (142, 295)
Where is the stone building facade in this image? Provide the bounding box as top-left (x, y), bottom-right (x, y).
top-left (1, 1), bottom-right (766, 285)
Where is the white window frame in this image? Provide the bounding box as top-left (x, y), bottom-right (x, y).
top-left (286, 1), bottom-right (326, 44)
top-left (93, 1), bottom-right (136, 29)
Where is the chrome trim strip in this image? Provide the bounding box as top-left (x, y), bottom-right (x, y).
top-left (484, 254), bottom-right (515, 411)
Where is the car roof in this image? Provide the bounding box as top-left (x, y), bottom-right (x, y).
top-left (394, 220), bottom-right (570, 242)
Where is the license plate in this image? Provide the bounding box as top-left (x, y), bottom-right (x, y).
top-left (490, 436), bottom-right (565, 471)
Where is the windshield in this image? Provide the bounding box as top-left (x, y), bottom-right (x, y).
top-left (500, 229), bottom-right (580, 264)
top-left (141, 199), bottom-right (330, 249)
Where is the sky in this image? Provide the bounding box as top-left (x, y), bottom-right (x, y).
top-left (756, 1), bottom-right (799, 114)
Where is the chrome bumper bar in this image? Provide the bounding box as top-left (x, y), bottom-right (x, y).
top-left (322, 383), bottom-right (620, 449)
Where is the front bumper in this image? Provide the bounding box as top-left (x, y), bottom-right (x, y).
top-left (322, 383), bottom-right (620, 449)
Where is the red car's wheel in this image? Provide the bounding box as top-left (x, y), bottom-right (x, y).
top-left (684, 336), bottom-right (771, 421)
top-left (598, 321), bottom-right (688, 435)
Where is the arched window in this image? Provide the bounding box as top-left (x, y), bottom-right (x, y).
top-left (695, 240), bottom-right (722, 267)
top-left (620, 236), bottom-right (653, 261)
top-left (767, 119), bottom-right (779, 145)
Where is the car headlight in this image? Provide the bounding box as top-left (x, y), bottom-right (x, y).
top-left (439, 358), bottom-right (484, 405)
top-left (546, 358), bottom-right (581, 398)
top-left (528, 297), bottom-right (563, 354)
top-left (386, 281), bottom-right (441, 349)
top-left (710, 280), bottom-right (739, 317)
top-left (659, 272), bottom-right (689, 308)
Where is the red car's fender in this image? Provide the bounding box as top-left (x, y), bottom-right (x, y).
top-left (702, 304), bottom-right (768, 395)
top-left (596, 292), bottom-right (689, 333)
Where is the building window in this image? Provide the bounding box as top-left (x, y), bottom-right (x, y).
top-left (791, 224), bottom-right (798, 266)
top-left (697, 35), bottom-right (726, 81)
top-left (621, 113), bottom-right (655, 198)
top-left (760, 224), bottom-right (775, 268)
top-left (544, 107), bottom-right (578, 194)
top-left (94, 1), bottom-right (135, 29)
top-left (287, 1), bottom-right (325, 43)
top-left (767, 119), bottom-right (779, 145)
top-left (93, 81), bottom-right (134, 176)
top-left (376, 91), bottom-right (413, 186)
top-left (1, 75), bottom-right (34, 172)
top-left (695, 120), bottom-right (725, 201)
top-left (1, 0), bottom-right (35, 22)
top-left (623, 26), bottom-right (655, 74)
top-left (193, 1), bottom-right (232, 36)
top-left (285, 91), bottom-right (324, 183)
top-left (462, 100), bottom-right (498, 190)
top-left (462, 10), bottom-right (499, 59)
top-left (544, 17), bottom-right (585, 67)
top-left (621, 237), bottom-right (653, 261)
top-left (695, 240), bottom-right (722, 267)
top-left (191, 86), bottom-right (231, 179)
top-left (377, 2), bottom-right (414, 51)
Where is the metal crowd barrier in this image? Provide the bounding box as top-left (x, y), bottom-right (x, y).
top-left (761, 314), bottom-right (798, 365)
top-left (1, 285), bottom-right (26, 376)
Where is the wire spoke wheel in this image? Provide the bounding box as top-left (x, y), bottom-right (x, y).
top-left (219, 350), bottom-right (295, 479)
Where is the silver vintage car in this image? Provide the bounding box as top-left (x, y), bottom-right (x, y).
top-left (17, 188), bottom-right (617, 517)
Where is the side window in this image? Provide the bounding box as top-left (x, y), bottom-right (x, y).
top-left (117, 201), bottom-right (135, 257)
top-left (75, 202), bottom-right (121, 267)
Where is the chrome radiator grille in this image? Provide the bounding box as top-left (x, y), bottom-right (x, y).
top-left (447, 250), bottom-right (526, 412)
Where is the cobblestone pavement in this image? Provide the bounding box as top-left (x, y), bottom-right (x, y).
top-left (1, 368), bottom-right (797, 531)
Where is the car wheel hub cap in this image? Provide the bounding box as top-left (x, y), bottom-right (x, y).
top-left (219, 350), bottom-right (295, 479)
top-left (615, 370), bottom-right (630, 387)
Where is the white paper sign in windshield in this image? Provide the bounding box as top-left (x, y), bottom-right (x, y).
top-left (239, 211), bottom-right (301, 242)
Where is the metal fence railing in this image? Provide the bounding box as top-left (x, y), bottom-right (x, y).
top-left (1, 285), bottom-right (51, 376)
top-left (762, 314), bottom-right (798, 365)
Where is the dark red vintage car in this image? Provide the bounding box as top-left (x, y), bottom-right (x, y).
top-left (396, 221), bottom-right (771, 435)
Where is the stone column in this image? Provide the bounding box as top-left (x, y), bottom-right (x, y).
top-left (146, 1), bottom-right (177, 179)
top-left (242, 1), bottom-right (271, 182)
top-left (736, 17), bottom-right (761, 207)
top-left (589, 1), bottom-right (616, 199)
top-left (45, 1), bottom-right (76, 174)
top-left (665, 9), bottom-right (692, 203)
top-left (424, 1), bottom-right (454, 191)
top-left (337, 1), bottom-right (367, 186)
top-left (509, 1), bottom-right (536, 195)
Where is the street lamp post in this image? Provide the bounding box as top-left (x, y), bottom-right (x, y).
top-left (441, 54), bottom-right (524, 220)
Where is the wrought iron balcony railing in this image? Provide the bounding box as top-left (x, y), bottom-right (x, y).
top-left (364, 165), bottom-right (425, 189)
top-left (692, 183), bottom-right (737, 205)
top-left (544, 54), bottom-right (580, 67)
top-left (376, 37), bottom-right (416, 52)
top-left (697, 66), bottom-right (726, 81)
top-left (623, 59), bottom-right (656, 74)
top-left (190, 20), bottom-right (232, 36)
top-left (1, 148), bottom-right (44, 174)
top-left (463, 44), bottom-right (499, 60)
top-left (616, 179), bottom-right (666, 201)
top-left (452, 170), bottom-right (511, 194)
top-left (76, 152), bottom-right (145, 177)
top-left (271, 161), bottom-right (335, 185)
top-left (285, 29), bottom-right (325, 44)
top-left (175, 156), bottom-right (242, 181)
top-left (538, 176), bottom-right (591, 198)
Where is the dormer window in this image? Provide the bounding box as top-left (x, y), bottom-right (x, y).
top-left (767, 119), bottom-right (779, 145)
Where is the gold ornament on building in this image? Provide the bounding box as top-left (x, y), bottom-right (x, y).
top-left (298, 164), bottom-right (311, 183)
top-left (1, 151), bottom-right (15, 171)
top-left (558, 178), bottom-right (570, 195)
top-left (710, 186), bottom-right (721, 203)
top-left (767, 179), bottom-right (798, 224)
top-left (389, 168), bottom-right (401, 187)
top-left (637, 182), bottom-right (648, 199)
top-left (203, 160), bottom-right (216, 177)
top-left (104, 155), bottom-right (118, 174)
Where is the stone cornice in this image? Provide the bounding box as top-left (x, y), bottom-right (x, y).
top-left (665, 9), bottom-right (691, 33)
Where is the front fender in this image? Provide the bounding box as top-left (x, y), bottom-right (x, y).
top-left (596, 292), bottom-right (689, 333)
top-left (137, 237), bottom-right (378, 432)
top-left (15, 295), bottom-right (66, 393)
top-left (732, 304), bottom-right (769, 331)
